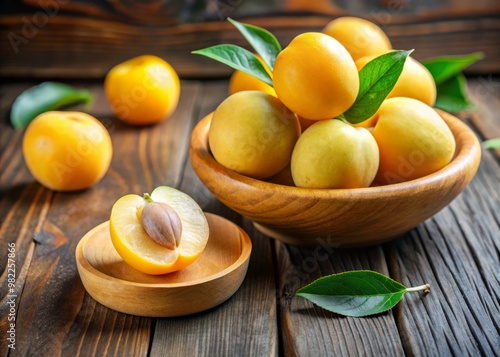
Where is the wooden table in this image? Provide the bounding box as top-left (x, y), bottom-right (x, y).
top-left (1, 78), bottom-right (499, 356)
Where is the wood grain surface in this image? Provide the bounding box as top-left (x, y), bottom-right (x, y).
top-left (0, 0), bottom-right (499, 78)
top-left (0, 78), bottom-right (499, 356)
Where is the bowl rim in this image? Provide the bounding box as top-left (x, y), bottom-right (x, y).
top-left (75, 213), bottom-right (252, 289)
top-left (190, 109), bottom-right (482, 199)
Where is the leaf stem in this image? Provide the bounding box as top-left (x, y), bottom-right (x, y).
top-left (143, 193), bottom-right (153, 203)
top-left (405, 283), bottom-right (430, 293)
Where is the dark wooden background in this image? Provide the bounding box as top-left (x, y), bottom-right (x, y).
top-left (1, 0), bottom-right (500, 79)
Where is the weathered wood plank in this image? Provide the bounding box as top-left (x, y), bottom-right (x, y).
top-left (150, 81), bottom-right (279, 356)
top-left (0, 0), bottom-right (499, 78)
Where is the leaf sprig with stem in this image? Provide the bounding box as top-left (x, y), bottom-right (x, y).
top-left (296, 270), bottom-right (430, 317)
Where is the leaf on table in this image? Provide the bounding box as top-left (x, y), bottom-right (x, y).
top-left (228, 17), bottom-right (281, 71)
top-left (434, 73), bottom-right (474, 113)
top-left (10, 82), bottom-right (93, 129)
top-left (296, 270), bottom-right (408, 317)
top-left (192, 44), bottom-right (273, 86)
top-left (422, 52), bottom-right (484, 85)
top-left (342, 50), bottom-right (412, 124)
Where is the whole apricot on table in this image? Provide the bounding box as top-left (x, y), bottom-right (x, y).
top-left (273, 32), bottom-right (359, 120)
top-left (229, 55), bottom-right (276, 96)
top-left (209, 91), bottom-right (301, 179)
top-left (291, 119), bottom-right (379, 189)
top-left (322, 16), bottom-right (392, 61)
top-left (110, 186), bottom-right (209, 275)
top-left (371, 97), bottom-right (456, 184)
top-left (105, 55), bottom-right (180, 125)
top-left (356, 55), bottom-right (437, 106)
top-left (22, 111), bottom-right (112, 191)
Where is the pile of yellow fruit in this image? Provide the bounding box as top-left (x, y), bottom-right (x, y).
top-left (208, 16), bottom-right (456, 189)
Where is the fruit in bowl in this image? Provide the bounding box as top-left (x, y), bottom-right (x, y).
top-left (190, 111), bottom-right (481, 247)
top-left (190, 17), bottom-right (482, 246)
top-left (208, 91), bottom-right (300, 179)
top-left (372, 97), bottom-right (456, 184)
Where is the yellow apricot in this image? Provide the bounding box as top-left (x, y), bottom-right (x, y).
top-left (110, 186), bottom-right (209, 275)
top-left (291, 119), bottom-right (379, 189)
top-left (323, 17), bottom-right (392, 61)
top-left (105, 55), bottom-right (180, 125)
top-left (209, 91), bottom-right (301, 179)
top-left (372, 97), bottom-right (456, 184)
top-left (22, 111), bottom-right (112, 191)
top-left (273, 32), bottom-right (359, 120)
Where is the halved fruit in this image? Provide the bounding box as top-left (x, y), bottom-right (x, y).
top-left (109, 186), bottom-right (209, 275)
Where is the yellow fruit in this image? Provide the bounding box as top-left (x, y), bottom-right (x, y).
top-left (105, 55), bottom-right (180, 125)
top-left (22, 111), bottom-right (112, 191)
top-left (356, 55), bottom-right (437, 106)
top-left (228, 55), bottom-right (276, 96)
top-left (273, 32), bottom-right (359, 120)
top-left (209, 91), bottom-right (301, 179)
top-left (291, 119), bottom-right (379, 189)
top-left (110, 186), bottom-right (209, 275)
top-left (371, 97), bottom-right (456, 184)
top-left (322, 16), bottom-right (392, 61)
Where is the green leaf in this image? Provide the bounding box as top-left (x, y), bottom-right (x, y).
top-left (227, 17), bottom-right (281, 71)
top-left (434, 73), bottom-right (474, 113)
top-left (192, 44), bottom-right (273, 86)
top-left (10, 82), bottom-right (93, 129)
top-left (343, 50), bottom-right (413, 124)
top-left (482, 138), bottom-right (500, 149)
top-left (422, 52), bottom-right (484, 85)
top-left (296, 270), bottom-right (424, 317)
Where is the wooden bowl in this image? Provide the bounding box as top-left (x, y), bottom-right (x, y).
top-left (76, 213), bottom-right (252, 317)
top-left (190, 110), bottom-right (481, 247)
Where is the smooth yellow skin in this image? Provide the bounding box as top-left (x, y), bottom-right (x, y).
top-left (105, 55), bottom-right (180, 125)
top-left (209, 91), bottom-right (301, 179)
top-left (322, 16), bottom-right (392, 61)
top-left (356, 55), bottom-right (437, 106)
top-left (372, 97), bottom-right (456, 184)
top-left (22, 111), bottom-right (112, 191)
top-left (291, 119), bottom-right (379, 189)
top-left (273, 32), bottom-right (359, 120)
top-left (109, 186), bottom-right (209, 275)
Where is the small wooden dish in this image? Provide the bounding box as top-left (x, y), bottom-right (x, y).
top-left (76, 213), bottom-right (252, 317)
top-left (190, 110), bottom-right (482, 247)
